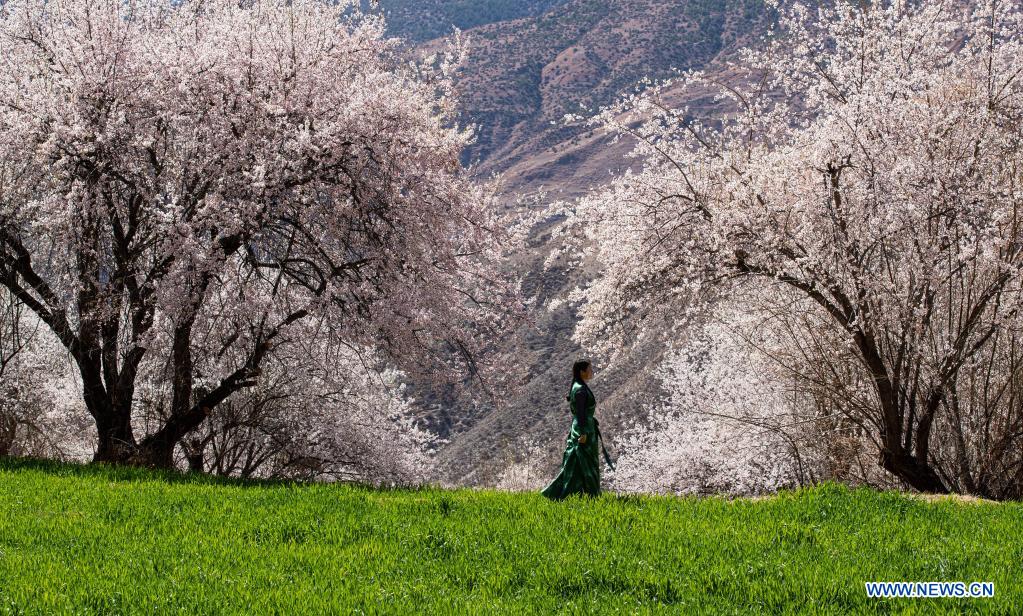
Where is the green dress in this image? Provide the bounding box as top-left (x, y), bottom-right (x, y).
top-left (541, 380), bottom-right (603, 499)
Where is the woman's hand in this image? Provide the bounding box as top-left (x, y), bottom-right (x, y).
top-left (578, 434), bottom-right (587, 444)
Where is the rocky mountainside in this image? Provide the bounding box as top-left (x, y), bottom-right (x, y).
top-left (372, 0), bottom-right (774, 486)
top-left (376, 0), bottom-right (572, 44)
top-left (391, 0), bottom-right (768, 197)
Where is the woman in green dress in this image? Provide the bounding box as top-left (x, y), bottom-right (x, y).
top-left (541, 359), bottom-right (613, 500)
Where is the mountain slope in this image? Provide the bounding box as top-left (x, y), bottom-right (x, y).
top-left (377, 0), bottom-right (572, 44)
top-left (439, 0), bottom-right (768, 190)
top-left (373, 1), bottom-right (774, 486)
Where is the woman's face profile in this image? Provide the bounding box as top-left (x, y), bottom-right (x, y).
top-left (582, 364), bottom-right (594, 381)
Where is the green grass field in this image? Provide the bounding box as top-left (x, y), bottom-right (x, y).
top-left (1, 457), bottom-right (1019, 614)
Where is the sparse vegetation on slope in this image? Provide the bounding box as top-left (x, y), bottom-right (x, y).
top-left (375, 0), bottom-right (571, 43)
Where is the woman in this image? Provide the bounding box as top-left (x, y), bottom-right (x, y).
top-left (541, 359), bottom-right (613, 500)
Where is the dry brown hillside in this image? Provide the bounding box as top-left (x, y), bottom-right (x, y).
top-left (451, 0), bottom-right (768, 196)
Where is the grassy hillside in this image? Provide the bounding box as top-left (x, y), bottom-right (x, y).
top-left (1, 457), bottom-right (1019, 614)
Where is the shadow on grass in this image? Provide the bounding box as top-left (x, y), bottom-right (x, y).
top-left (0, 455), bottom-right (448, 494)
top-left (6, 456), bottom-right (975, 508)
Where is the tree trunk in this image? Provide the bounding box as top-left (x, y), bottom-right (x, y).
top-left (93, 419), bottom-right (138, 463)
top-left (90, 392), bottom-right (138, 464)
top-left (183, 439), bottom-right (205, 473)
top-left (880, 448), bottom-right (948, 494)
top-left (0, 412), bottom-right (16, 456)
top-left (134, 436), bottom-right (178, 469)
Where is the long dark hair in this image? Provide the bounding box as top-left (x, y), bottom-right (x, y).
top-left (567, 359), bottom-right (591, 401)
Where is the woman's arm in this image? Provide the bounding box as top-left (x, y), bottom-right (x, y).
top-left (574, 389), bottom-right (590, 434)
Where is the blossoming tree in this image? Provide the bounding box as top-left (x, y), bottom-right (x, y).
top-left (569, 0), bottom-right (1023, 497)
top-left (0, 0), bottom-right (517, 467)
top-left (165, 333), bottom-right (437, 483)
top-left (1, 289), bottom-right (89, 458)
